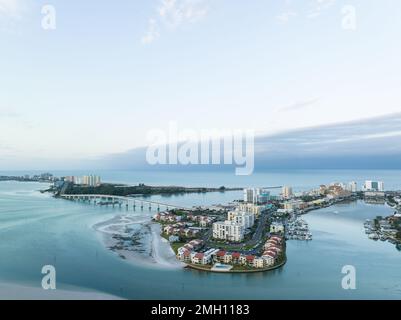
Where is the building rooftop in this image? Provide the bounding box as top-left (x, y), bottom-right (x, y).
top-left (232, 252), bottom-right (241, 259)
top-left (216, 250), bottom-right (226, 257)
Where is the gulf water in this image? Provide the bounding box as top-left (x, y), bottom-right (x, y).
top-left (0, 170), bottom-right (400, 299)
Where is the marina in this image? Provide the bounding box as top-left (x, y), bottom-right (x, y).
top-left (286, 218), bottom-right (312, 241)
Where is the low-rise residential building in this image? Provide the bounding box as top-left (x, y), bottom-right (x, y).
top-left (191, 248), bottom-right (219, 265)
top-left (154, 212), bottom-right (182, 223)
top-left (239, 255), bottom-right (247, 265)
top-left (215, 250), bottom-right (226, 262)
top-left (253, 257), bottom-right (265, 268)
top-left (163, 222), bottom-right (200, 238)
top-left (223, 253), bottom-right (233, 264)
top-left (187, 214), bottom-right (215, 227)
top-left (177, 248), bottom-right (191, 262)
top-left (246, 255), bottom-right (255, 266)
top-left (261, 254), bottom-right (275, 267)
top-left (191, 253), bottom-right (204, 264)
top-left (231, 252), bottom-right (241, 264)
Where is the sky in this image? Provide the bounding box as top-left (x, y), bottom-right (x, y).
top-left (1, 0), bottom-right (401, 169)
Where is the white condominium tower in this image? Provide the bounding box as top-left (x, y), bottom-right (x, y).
top-left (243, 188), bottom-right (270, 204)
top-left (82, 175), bottom-right (101, 187)
top-left (244, 188), bottom-right (254, 203)
top-left (364, 181), bottom-right (384, 192)
top-left (212, 221), bottom-right (245, 242)
top-left (282, 186), bottom-right (293, 199)
top-left (348, 181), bottom-right (358, 192)
top-left (227, 211), bottom-right (255, 229)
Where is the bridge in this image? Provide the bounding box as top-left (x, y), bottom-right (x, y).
top-left (262, 186), bottom-right (283, 189)
top-left (60, 194), bottom-right (191, 211)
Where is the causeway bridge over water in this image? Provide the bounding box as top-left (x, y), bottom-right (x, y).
top-left (60, 194), bottom-right (190, 211)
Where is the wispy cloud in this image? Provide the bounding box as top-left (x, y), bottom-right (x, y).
top-left (276, 11), bottom-right (298, 24)
top-left (0, 0), bottom-right (25, 19)
top-left (277, 98), bottom-right (320, 112)
top-left (141, 18), bottom-right (160, 44)
top-left (142, 0), bottom-right (209, 44)
top-left (0, 0), bottom-right (30, 32)
top-left (307, 0), bottom-right (336, 19)
top-left (276, 0), bottom-right (337, 24)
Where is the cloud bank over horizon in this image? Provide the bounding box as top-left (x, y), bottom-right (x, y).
top-left (91, 112), bottom-right (401, 171)
top-left (2, 112), bottom-right (401, 171)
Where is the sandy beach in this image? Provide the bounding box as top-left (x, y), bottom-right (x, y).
top-left (93, 214), bottom-right (183, 270)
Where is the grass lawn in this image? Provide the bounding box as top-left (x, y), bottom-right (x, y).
top-left (171, 242), bottom-right (186, 254)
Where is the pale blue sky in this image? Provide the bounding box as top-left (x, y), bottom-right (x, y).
top-left (1, 0), bottom-right (401, 168)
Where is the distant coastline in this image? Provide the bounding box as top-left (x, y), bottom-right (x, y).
top-left (59, 183), bottom-right (242, 197)
top-left (0, 175), bottom-right (53, 183)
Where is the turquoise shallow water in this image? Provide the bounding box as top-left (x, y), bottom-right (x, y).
top-left (0, 170), bottom-right (401, 299)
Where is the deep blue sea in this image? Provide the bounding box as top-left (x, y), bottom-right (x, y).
top-left (0, 170), bottom-right (400, 299)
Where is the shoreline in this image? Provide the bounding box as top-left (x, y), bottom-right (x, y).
top-left (149, 223), bottom-right (186, 269)
top-left (92, 214), bottom-right (184, 270)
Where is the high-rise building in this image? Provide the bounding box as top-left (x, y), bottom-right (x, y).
top-left (227, 211), bottom-right (255, 229)
top-left (212, 221), bottom-right (244, 242)
top-left (243, 188), bottom-right (270, 204)
top-left (348, 181), bottom-right (358, 193)
top-left (81, 175), bottom-right (101, 187)
top-left (282, 186), bottom-right (293, 199)
top-left (243, 188), bottom-right (254, 203)
top-left (364, 181), bottom-right (384, 192)
top-left (255, 189), bottom-right (270, 204)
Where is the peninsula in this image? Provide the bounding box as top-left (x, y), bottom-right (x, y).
top-left (61, 183), bottom-right (241, 197)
